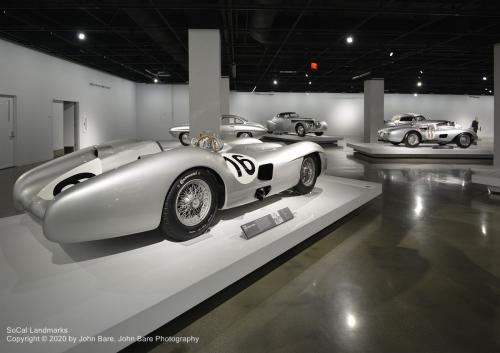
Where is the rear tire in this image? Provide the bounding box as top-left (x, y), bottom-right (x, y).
top-left (293, 155), bottom-right (318, 194)
top-left (314, 132), bottom-right (324, 136)
top-left (404, 131), bottom-right (420, 148)
top-left (296, 124), bottom-right (306, 137)
top-left (160, 169), bottom-right (218, 241)
top-left (237, 132), bottom-right (253, 138)
top-left (456, 133), bottom-right (472, 148)
top-left (179, 132), bottom-right (190, 146)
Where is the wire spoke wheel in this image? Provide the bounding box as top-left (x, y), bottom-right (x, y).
top-left (175, 179), bottom-right (212, 227)
top-left (300, 157), bottom-right (316, 187)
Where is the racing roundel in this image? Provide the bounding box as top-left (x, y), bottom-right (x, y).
top-left (222, 153), bottom-right (258, 184)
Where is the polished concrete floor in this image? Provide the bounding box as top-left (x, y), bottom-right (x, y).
top-left (129, 143), bottom-right (499, 353)
top-left (1, 143), bottom-right (499, 353)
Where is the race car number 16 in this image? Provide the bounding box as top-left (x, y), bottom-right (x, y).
top-left (223, 154), bottom-right (257, 184)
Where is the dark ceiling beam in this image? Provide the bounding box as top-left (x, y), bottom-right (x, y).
top-left (122, 7), bottom-right (188, 72)
top-left (32, 9), bottom-right (153, 80)
top-left (252, 0), bottom-right (313, 90)
top-left (149, 0), bottom-right (187, 52)
top-left (1, 11), bottom-right (148, 81)
top-left (82, 8), bottom-right (179, 82)
top-left (3, 4), bottom-right (500, 18)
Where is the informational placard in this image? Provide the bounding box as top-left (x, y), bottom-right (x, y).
top-left (241, 207), bottom-right (294, 239)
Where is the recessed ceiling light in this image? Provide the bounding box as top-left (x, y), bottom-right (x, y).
top-left (419, 70), bottom-right (423, 74)
top-left (346, 36), bottom-right (354, 44)
top-left (77, 32), bottom-right (86, 40)
top-left (417, 81), bottom-right (422, 87)
top-left (489, 90), bottom-right (493, 93)
top-left (413, 93), bottom-right (418, 97)
top-left (389, 51), bottom-right (394, 57)
top-left (153, 78), bottom-right (158, 83)
top-left (308, 81), bottom-right (312, 85)
top-left (273, 79), bottom-right (278, 85)
top-left (305, 73), bottom-right (309, 77)
top-left (483, 76), bottom-right (487, 81)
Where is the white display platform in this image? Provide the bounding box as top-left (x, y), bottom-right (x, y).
top-left (264, 133), bottom-right (343, 145)
top-left (0, 176), bottom-right (381, 353)
top-left (472, 169), bottom-right (500, 193)
top-left (347, 142), bottom-right (493, 159)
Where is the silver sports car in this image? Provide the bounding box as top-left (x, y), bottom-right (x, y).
top-left (378, 120), bottom-right (477, 148)
top-left (13, 135), bottom-right (326, 242)
top-left (267, 112), bottom-right (327, 137)
top-left (170, 114), bottom-right (267, 145)
top-left (385, 113), bottom-right (427, 127)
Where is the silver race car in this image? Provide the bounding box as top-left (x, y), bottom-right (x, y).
top-left (267, 112), bottom-right (328, 137)
top-left (378, 120), bottom-right (477, 148)
top-left (170, 114), bottom-right (267, 145)
top-left (385, 113), bottom-right (427, 127)
top-left (13, 135), bottom-right (325, 243)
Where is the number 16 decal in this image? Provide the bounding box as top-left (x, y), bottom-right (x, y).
top-left (223, 154), bottom-right (257, 184)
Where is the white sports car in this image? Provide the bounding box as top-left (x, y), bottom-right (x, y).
top-left (14, 135), bottom-right (326, 242)
top-left (170, 114), bottom-right (267, 145)
top-left (267, 112), bottom-right (328, 137)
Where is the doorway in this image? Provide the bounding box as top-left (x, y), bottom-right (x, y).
top-left (51, 100), bottom-right (79, 158)
top-left (0, 96), bottom-right (15, 169)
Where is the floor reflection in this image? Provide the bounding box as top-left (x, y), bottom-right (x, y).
top-left (121, 142), bottom-right (499, 353)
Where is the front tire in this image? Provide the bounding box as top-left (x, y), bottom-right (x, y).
top-left (314, 132), bottom-right (324, 136)
top-left (296, 124), bottom-right (306, 137)
top-left (179, 132), bottom-right (190, 146)
top-left (456, 133), bottom-right (472, 148)
top-left (404, 131), bottom-right (420, 148)
top-left (237, 132), bottom-right (253, 138)
top-left (160, 169), bottom-right (218, 241)
top-left (293, 155), bottom-right (318, 194)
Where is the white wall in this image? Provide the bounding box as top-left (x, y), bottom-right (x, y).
top-left (51, 101), bottom-right (64, 151)
top-left (135, 84), bottom-right (189, 140)
top-left (230, 92), bottom-right (365, 137)
top-left (136, 85), bottom-right (494, 140)
top-left (0, 38), bottom-right (136, 165)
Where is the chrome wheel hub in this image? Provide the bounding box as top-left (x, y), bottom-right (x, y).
top-left (175, 179), bottom-right (212, 227)
top-left (300, 157), bottom-right (315, 186)
top-left (181, 133), bottom-right (190, 145)
top-left (459, 135), bottom-right (470, 145)
top-left (298, 126), bottom-right (305, 134)
top-left (408, 134), bottom-right (418, 145)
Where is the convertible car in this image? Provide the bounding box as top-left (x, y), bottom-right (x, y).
top-left (267, 112), bottom-right (327, 137)
top-left (378, 120), bottom-right (477, 148)
top-left (13, 135), bottom-right (325, 243)
top-left (385, 113), bottom-right (427, 127)
top-left (170, 114), bottom-right (267, 145)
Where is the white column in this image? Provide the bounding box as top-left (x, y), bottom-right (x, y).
top-left (220, 76), bottom-right (230, 115)
top-left (363, 79), bottom-right (384, 143)
top-left (189, 29), bottom-right (221, 138)
top-left (494, 44), bottom-right (500, 168)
